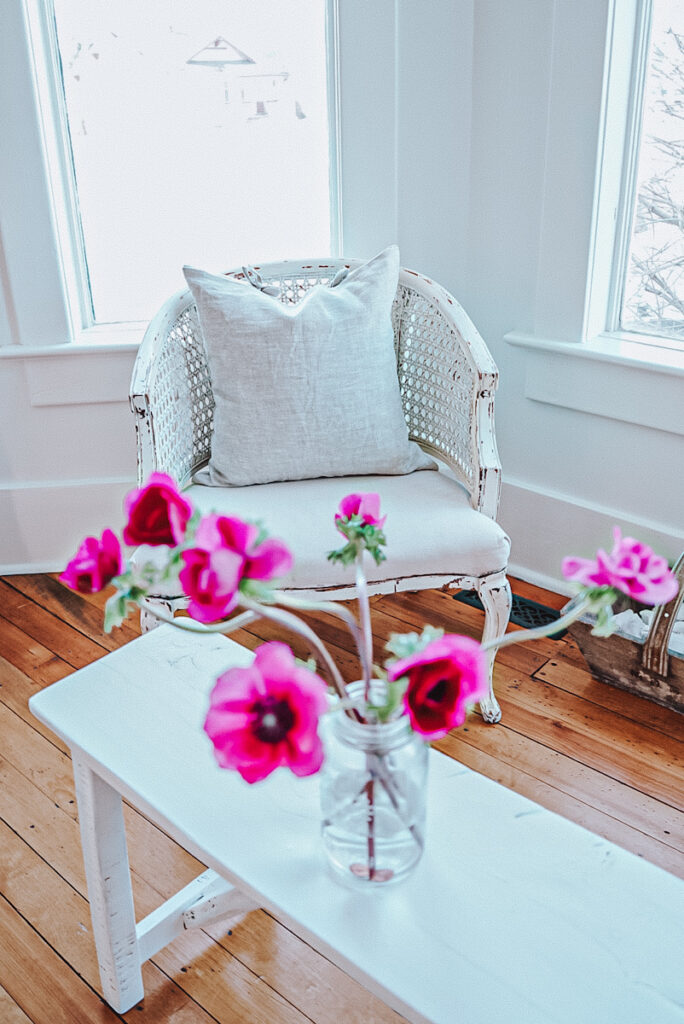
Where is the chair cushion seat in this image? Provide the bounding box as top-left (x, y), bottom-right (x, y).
top-left (182, 469), bottom-right (509, 591)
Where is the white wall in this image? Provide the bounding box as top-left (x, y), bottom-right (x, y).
top-left (0, 348), bottom-right (137, 571)
top-left (465, 0), bottom-right (683, 588)
top-left (390, 0), bottom-right (683, 590)
top-left (1, 0), bottom-right (682, 585)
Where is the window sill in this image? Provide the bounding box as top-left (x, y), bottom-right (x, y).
top-left (505, 330), bottom-right (684, 436)
top-left (0, 322), bottom-right (146, 360)
top-left (0, 324), bottom-right (144, 406)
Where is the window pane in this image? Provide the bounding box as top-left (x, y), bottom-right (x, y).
top-left (52, 0), bottom-right (333, 324)
top-left (620, 0), bottom-right (684, 341)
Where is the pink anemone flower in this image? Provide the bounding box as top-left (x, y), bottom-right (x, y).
top-left (204, 642), bottom-right (329, 783)
top-left (335, 492), bottom-right (386, 532)
top-left (562, 528), bottom-right (678, 606)
top-left (387, 633), bottom-right (488, 740)
top-left (205, 515), bottom-right (293, 583)
top-left (122, 473), bottom-right (193, 547)
top-left (60, 529), bottom-right (123, 594)
top-left (179, 545), bottom-right (245, 623)
top-left (180, 515), bottom-right (293, 623)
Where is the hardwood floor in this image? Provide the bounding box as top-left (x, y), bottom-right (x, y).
top-left (1, 573), bottom-right (682, 1022)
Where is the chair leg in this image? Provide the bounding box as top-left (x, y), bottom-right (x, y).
top-left (476, 572), bottom-right (512, 724)
top-left (140, 598), bottom-right (173, 633)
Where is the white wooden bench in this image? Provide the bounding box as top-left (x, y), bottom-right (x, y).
top-left (30, 625), bottom-right (684, 1023)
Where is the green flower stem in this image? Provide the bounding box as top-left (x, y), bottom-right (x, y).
top-left (139, 595), bottom-right (361, 722)
top-left (481, 594), bottom-right (592, 653)
top-left (364, 776), bottom-right (377, 879)
top-left (238, 594), bottom-right (361, 721)
top-left (368, 751), bottom-right (425, 851)
top-left (355, 553), bottom-right (374, 700)
top-left (320, 759), bottom-right (424, 854)
top-left (138, 599), bottom-right (259, 634)
top-left (354, 551), bottom-right (377, 874)
top-left (322, 697), bottom-right (360, 715)
top-left (271, 590), bottom-right (367, 676)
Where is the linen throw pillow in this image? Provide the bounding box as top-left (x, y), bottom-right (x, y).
top-left (183, 246), bottom-right (434, 486)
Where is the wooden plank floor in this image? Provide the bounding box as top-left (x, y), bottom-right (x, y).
top-left (1, 572), bottom-right (683, 1022)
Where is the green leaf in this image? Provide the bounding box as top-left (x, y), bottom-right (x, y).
top-left (328, 517), bottom-right (387, 567)
top-left (327, 542), bottom-right (358, 566)
top-left (590, 604), bottom-right (618, 637)
top-left (185, 509), bottom-right (203, 538)
top-left (103, 592), bottom-right (130, 633)
top-left (239, 578), bottom-right (278, 603)
top-left (295, 656), bottom-right (319, 674)
top-left (250, 518), bottom-right (270, 547)
top-left (385, 625), bottom-right (444, 662)
top-left (365, 672), bottom-right (409, 723)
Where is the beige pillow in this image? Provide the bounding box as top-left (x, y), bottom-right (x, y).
top-left (183, 246), bottom-right (434, 487)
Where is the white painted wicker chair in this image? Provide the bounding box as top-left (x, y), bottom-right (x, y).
top-left (129, 259), bottom-right (512, 722)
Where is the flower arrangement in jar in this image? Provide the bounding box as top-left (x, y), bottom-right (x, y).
top-left (61, 474), bottom-right (679, 885)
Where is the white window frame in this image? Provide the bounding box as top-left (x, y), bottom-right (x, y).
top-left (3, 0), bottom-right (362, 351)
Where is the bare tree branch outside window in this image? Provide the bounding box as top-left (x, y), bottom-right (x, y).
top-left (621, 0), bottom-right (684, 341)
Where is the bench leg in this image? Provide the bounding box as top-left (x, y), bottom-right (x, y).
top-left (73, 755), bottom-right (144, 1013)
top-left (477, 572), bottom-right (512, 724)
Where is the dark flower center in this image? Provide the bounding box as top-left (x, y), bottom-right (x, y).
top-left (252, 696), bottom-right (295, 743)
top-left (76, 572), bottom-right (93, 593)
top-left (426, 678), bottom-right (448, 703)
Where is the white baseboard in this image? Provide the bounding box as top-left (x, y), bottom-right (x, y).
top-left (2, 560), bottom-right (70, 575)
top-left (0, 477), bottom-right (135, 575)
top-left (499, 477), bottom-right (684, 594)
top-left (506, 563), bottom-right (575, 598)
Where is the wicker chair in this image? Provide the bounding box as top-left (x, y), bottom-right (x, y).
top-left (129, 259), bottom-right (512, 723)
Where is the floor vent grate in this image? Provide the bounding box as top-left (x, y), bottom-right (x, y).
top-left (453, 591), bottom-right (567, 639)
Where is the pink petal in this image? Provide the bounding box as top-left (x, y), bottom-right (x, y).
top-left (338, 493), bottom-right (362, 518)
top-left (252, 641), bottom-right (298, 681)
top-left (286, 734), bottom-right (325, 777)
top-left (101, 529), bottom-right (123, 572)
top-left (388, 633), bottom-right (482, 681)
top-left (209, 665), bottom-right (266, 706)
top-left (217, 516), bottom-right (260, 556)
top-left (357, 492), bottom-right (385, 525)
top-left (336, 491), bottom-right (385, 527)
top-left (186, 591), bottom-right (238, 623)
top-left (209, 548), bottom-right (245, 591)
top-left (561, 555), bottom-right (605, 587)
top-left (246, 538), bottom-right (293, 581)
top-left (194, 514), bottom-right (225, 550)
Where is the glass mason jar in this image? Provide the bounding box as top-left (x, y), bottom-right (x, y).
top-left (319, 684), bottom-right (429, 887)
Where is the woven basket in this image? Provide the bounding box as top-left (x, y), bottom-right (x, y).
top-left (567, 553), bottom-right (684, 714)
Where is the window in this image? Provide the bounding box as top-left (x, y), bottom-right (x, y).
top-left (618, 0), bottom-right (684, 342)
top-left (32, 0), bottom-right (338, 327)
top-left (505, 0), bottom-right (684, 436)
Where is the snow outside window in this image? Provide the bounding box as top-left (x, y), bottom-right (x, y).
top-left (50, 0), bottom-right (336, 324)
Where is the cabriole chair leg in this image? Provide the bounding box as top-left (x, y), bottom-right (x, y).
top-left (476, 572), bottom-right (512, 724)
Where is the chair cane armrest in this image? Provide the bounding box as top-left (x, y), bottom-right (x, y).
top-left (129, 288), bottom-right (213, 487)
top-left (393, 270), bottom-right (502, 517)
top-left (473, 382), bottom-right (502, 519)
